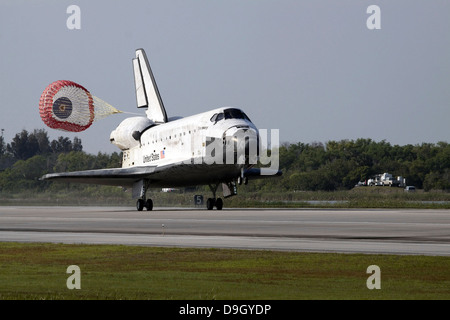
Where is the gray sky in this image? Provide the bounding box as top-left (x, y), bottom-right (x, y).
top-left (1, 0), bottom-right (449, 154)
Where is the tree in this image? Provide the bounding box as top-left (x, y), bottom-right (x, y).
top-left (0, 155), bottom-right (49, 191)
top-left (4, 129), bottom-right (54, 160)
top-left (73, 137), bottom-right (83, 152)
top-left (49, 136), bottom-right (83, 153)
top-left (6, 130), bottom-right (40, 160)
top-left (0, 134), bottom-right (5, 156)
top-left (33, 129), bottom-right (51, 155)
top-left (51, 137), bottom-right (73, 153)
top-left (53, 151), bottom-right (96, 173)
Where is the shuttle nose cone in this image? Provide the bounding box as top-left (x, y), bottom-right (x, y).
top-left (223, 127), bottom-right (259, 165)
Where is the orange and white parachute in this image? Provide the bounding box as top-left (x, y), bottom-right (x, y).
top-left (39, 80), bottom-right (123, 132)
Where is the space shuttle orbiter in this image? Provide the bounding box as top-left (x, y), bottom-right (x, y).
top-left (42, 48), bottom-right (281, 211)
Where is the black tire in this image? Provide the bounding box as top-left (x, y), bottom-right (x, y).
top-left (145, 199), bottom-right (153, 211)
top-left (206, 198), bottom-right (215, 210)
top-left (136, 199), bottom-right (145, 211)
top-left (215, 198), bottom-right (223, 210)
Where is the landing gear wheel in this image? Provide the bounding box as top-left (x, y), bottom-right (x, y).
top-left (136, 199), bottom-right (145, 211)
top-left (145, 199), bottom-right (153, 211)
top-left (206, 198), bottom-right (215, 210)
top-left (215, 198), bottom-right (223, 210)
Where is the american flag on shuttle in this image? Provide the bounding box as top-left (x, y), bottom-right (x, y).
top-left (160, 150), bottom-right (165, 159)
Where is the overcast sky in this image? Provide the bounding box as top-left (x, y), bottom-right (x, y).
top-left (1, 1), bottom-right (449, 154)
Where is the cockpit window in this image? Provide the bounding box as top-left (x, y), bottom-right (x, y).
top-left (210, 112), bottom-right (224, 122)
top-left (224, 108), bottom-right (252, 122)
top-left (211, 108), bottom-right (252, 123)
top-left (216, 113), bottom-right (224, 121)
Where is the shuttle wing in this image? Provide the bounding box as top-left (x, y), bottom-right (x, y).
top-left (40, 162), bottom-right (236, 189)
top-left (132, 48), bottom-right (168, 123)
top-left (41, 166), bottom-right (157, 187)
top-left (41, 164), bottom-right (281, 192)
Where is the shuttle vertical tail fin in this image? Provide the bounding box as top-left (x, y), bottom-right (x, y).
top-left (132, 48), bottom-right (168, 123)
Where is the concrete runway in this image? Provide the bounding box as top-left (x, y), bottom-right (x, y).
top-left (0, 206), bottom-right (449, 256)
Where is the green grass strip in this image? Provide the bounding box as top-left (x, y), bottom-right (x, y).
top-left (0, 242), bottom-right (449, 300)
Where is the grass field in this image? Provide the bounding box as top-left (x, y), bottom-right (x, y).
top-left (0, 242), bottom-right (449, 300)
top-left (1, 187), bottom-right (449, 209)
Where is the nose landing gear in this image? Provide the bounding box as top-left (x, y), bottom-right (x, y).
top-left (206, 197), bottom-right (223, 210)
top-left (207, 183), bottom-right (223, 210)
top-left (237, 176), bottom-right (248, 185)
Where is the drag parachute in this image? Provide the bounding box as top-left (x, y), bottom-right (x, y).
top-left (39, 80), bottom-right (123, 132)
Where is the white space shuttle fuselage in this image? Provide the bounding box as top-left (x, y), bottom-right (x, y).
top-left (111, 107), bottom-right (258, 169)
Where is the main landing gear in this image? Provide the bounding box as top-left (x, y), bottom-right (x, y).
top-left (136, 198), bottom-right (153, 211)
top-left (207, 183), bottom-right (223, 210)
top-left (134, 180), bottom-right (153, 211)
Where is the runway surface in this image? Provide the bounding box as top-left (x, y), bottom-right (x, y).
top-left (0, 206), bottom-right (449, 256)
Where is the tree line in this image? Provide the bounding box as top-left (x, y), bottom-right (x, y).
top-left (0, 129), bottom-right (121, 192)
top-left (0, 129), bottom-right (449, 192)
top-left (258, 139), bottom-right (450, 192)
